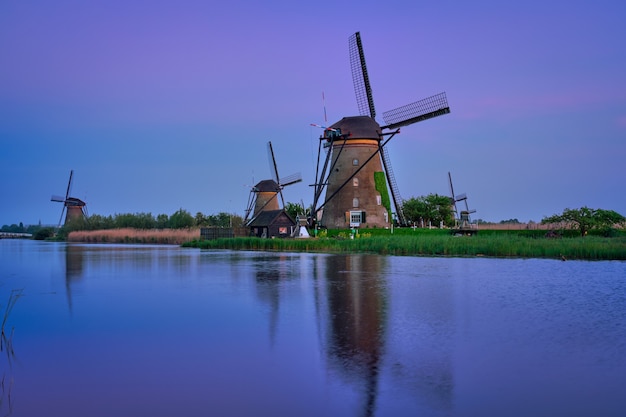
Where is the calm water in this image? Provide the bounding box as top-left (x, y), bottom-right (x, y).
top-left (1, 240), bottom-right (625, 417)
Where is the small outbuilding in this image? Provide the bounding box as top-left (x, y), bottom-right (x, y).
top-left (248, 209), bottom-right (296, 238)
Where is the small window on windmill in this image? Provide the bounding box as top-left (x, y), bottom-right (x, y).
top-left (352, 158), bottom-right (359, 166)
top-left (353, 178), bottom-right (359, 187)
top-left (376, 195), bottom-right (381, 205)
top-left (353, 198), bottom-right (359, 208)
top-left (350, 211), bottom-right (362, 227)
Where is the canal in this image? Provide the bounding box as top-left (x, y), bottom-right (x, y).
top-left (1, 240), bottom-right (625, 416)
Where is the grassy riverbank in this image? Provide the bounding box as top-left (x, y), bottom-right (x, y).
top-left (183, 229), bottom-right (626, 260)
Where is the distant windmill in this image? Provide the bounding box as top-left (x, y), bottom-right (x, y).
top-left (448, 171), bottom-right (476, 231)
top-left (311, 32), bottom-right (451, 229)
top-left (244, 141), bottom-right (302, 224)
top-left (51, 170), bottom-right (87, 227)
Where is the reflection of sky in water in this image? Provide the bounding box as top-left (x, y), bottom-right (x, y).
top-left (1, 240), bottom-right (625, 417)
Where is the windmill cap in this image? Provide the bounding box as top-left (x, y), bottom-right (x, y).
top-left (330, 116), bottom-right (381, 140)
top-left (254, 179), bottom-right (281, 192)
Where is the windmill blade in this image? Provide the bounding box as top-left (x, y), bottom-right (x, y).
top-left (349, 32), bottom-right (376, 118)
top-left (463, 198), bottom-right (474, 213)
top-left (266, 141), bottom-right (286, 207)
top-left (448, 172), bottom-right (455, 199)
top-left (279, 172), bottom-right (302, 188)
top-left (381, 92), bottom-right (450, 130)
top-left (448, 172), bottom-right (458, 215)
top-left (455, 193), bottom-right (467, 202)
top-left (244, 189), bottom-right (256, 223)
top-left (267, 142), bottom-right (280, 184)
top-left (51, 195), bottom-right (66, 202)
top-left (57, 205), bottom-right (66, 229)
top-left (65, 170), bottom-right (74, 200)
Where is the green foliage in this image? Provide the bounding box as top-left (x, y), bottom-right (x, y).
top-left (33, 227), bottom-right (55, 240)
top-left (168, 208), bottom-right (195, 229)
top-left (86, 214), bottom-right (115, 230)
top-left (156, 214), bottom-right (169, 228)
top-left (204, 212), bottom-right (243, 227)
top-left (284, 202), bottom-right (305, 222)
top-left (542, 207), bottom-right (626, 237)
top-left (403, 194), bottom-right (454, 227)
top-left (1, 223), bottom-right (25, 233)
top-left (374, 172), bottom-right (392, 221)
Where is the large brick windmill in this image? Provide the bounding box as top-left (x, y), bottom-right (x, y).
top-left (311, 32), bottom-right (450, 228)
top-left (51, 170), bottom-right (87, 227)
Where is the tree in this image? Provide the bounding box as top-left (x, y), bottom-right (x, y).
top-left (168, 209), bottom-right (195, 229)
top-left (542, 207), bottom-right (625, 237)
top-left (156, 214), bottom-right (169, 229)
top-left (284, 202), bottom-right (308, 222)
top-left (33, 227), bottom-right (55, 240)
top-left (195, 212), bottom-right (207, 226)
top-left (403, 194), bottom-right (454, 227)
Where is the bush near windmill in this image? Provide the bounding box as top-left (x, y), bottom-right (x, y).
top-left (541, 207), bottom-right (626, 237)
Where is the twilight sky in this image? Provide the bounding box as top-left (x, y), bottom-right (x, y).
top-left (1, 0), bottom-right (625, 226)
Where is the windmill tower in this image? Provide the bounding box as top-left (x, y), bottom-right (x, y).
top-left (244, 141), bottom-right (302, 224)
top-left (51, 170), bottom-right (88, 227)
top-left (312, 32), bottom-right (451, 228)
top-left (448, 171), bottom-right (476, 233)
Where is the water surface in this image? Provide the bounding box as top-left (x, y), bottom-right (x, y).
top-left (1, 240), bottom-right (625, 416)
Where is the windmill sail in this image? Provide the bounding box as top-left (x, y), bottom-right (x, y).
top-left (349, 32), bottom-right (376, 118)
top-left (382, 92), bottom-right (450, 130)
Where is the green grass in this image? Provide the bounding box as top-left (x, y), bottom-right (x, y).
top-left (183, 229), bottom-right (626, 260)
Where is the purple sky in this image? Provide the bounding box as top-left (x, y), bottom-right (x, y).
top-left (1, 0), bottom-right (625, 226)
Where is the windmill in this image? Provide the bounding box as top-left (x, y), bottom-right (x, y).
top-left (244, 141), bottom-right (302, 224)
top-left (448, 171), bottom-right (476, 232)
top-left (311, 32), bottom-right (450, 228)
top-left (51, 170), bottom-right (88, 227)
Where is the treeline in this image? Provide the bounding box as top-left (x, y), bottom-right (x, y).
top-left (69, 209), bottom-right (244, 231)
top-left (5, 209), bottom-right (245, 240)
top-left (1, 222), bottom-right (41, 234)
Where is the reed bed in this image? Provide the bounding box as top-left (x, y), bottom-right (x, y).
top-left (68, 228), bottom-right (200, 245)
top-left (184, 234), bottom-right (626, 260)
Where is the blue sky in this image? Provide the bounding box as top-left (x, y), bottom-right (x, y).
top-left (1, 0), bottom-right (625, 226)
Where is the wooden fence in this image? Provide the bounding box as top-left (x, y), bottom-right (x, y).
top-left (200, 227), bottom-right (249, 240)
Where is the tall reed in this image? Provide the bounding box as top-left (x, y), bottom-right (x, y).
top-left (68, 228), bottom-right (200, 244)
top-left (183, 234), bottom-right (626, 260)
